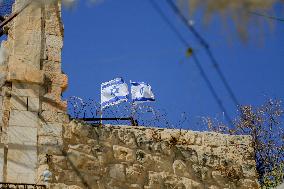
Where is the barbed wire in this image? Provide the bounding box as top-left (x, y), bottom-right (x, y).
top-left (67, 96), bottom-right (189, 129)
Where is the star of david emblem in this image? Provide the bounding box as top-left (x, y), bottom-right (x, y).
top-left (140, 87), bottom-right (144, 96)
top-left (110, 86), bottom-right (120, 96)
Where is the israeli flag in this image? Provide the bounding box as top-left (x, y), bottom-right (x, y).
top-left (131, 81), bottom-right (155, 103)
top-left (101, 78), bottom-right (129, 109)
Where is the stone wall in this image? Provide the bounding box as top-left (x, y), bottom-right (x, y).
top-left (45, 120), bottom-right (259, 189)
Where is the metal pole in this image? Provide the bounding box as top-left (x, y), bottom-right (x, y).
top-left (131, 102), bottom-right (138, 126)
top-left (100, 107), bottom-right (103, 125)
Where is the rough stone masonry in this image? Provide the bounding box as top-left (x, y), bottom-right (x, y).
top-left (0, 1), bottom-right (259, 188)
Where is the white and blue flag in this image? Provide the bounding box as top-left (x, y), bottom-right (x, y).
top-left (101, 78), bottom-right (129, 109)
top-left (131, 81), bottom-right (155, 103)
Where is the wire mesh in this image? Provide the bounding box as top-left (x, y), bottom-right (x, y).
top-left (0, 0), bottom-right (15, 16)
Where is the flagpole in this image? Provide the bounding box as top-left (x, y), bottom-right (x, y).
top-left (100, 83), bottom-right (103, 126)
top-left (100, 106), bottom-right (103, 125)
top-left (131, 102), bottom-right (137, 126)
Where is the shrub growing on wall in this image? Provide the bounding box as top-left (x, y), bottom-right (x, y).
top-left (204, 98), bottom-right (284, 188)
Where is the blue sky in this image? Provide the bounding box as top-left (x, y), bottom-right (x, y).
top-left (62, 0), bottom-right (284, 130)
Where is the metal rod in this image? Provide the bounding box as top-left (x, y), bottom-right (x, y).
top-left (76, 117), bottom-right (138, 126)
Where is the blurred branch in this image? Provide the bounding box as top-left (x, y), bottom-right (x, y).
top-left (179, 0), bottom-right (282, 40)
top-left (250, 11), bottom-right (284, 22)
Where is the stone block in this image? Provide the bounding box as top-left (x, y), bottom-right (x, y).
top-left (12, 82), bottom-right (41, 97)
top-left (0, 145), bottom-right (3, 182)
top-left (15, 17), bottom-right (42, 31)
top-left (44, 72), bottom-right (68, 89)
top-left (240, 179), bottom-right (260, 188)
top-left (0, 96), bottom-right (3, 110)
top-left (27, 97), bottom-right (40, 112)
top-left (7, 145), bottom-right (37, 183)
top-left (38, 144), bottom-right (63, 156)
top-left (38, 135), bottom-right (63, 146)
top-left (9, 110), bottom-right (38, 128)
top-left (41, 99), bottom-right (67, 112)
top-left (37, 154), bottom-right (47, 166)
top-left (129, 184), bottom-right (142, 189)
top-left (42, 60), bottom-right (61, 73)
top-left (8, 126), bottom-right (37, 145)
top-left (113, 145), bottom-right (135, 162)
top-left (242, 162), bottom-right (257, 178)
top-left (179, 131), bottom-right (195, 145)
top-left (69, 144), bottom-right (92, 154)
top-left (178, 146), bottom-right (198, 163)
top-left (0, 109), bottom-right (3, 125)
top-left (63, 170), bottom-right (83, 184)
top-left (14, 7), bottom-right (41, 32)
top-left (51, 155), bottom-right (67, 169)
top-left (203, 133), bottom-right (227, 147)
top-left (10, 95), bottom-right (27, 111)
top-left (43, 85), bottom-right (63, 101)
top-left (38, 135), bottom-right (64, 155)
top-left (9, 50), bottom-right (41, 70)
top-left (109, 164), bottom-right (126, 181)
top-left (208, 185), bottom-right (219, 189)
top-left (38, 122), bottom-right (62, 137)
top-left (46, 34), bottom-right (63, 49)
top-left (194, 134), bottom-right (203, 145)
top-left (227, 135), bottom-right (251, 146)
top-left (45, 20), bottom-right (62, 36)
top-left (7, 62), bottom-right (44, 84)
top-left (147, 171), bottom-right (165, 187)
top-left (13, 33), bottom-right (41, 60)
top-left (181, 177), bottom-right (202, 189)
top-left (66, 148), bottom-right (99, 170)
top-left (46, 46), bottom-right (62, 62)
top-left (126, 164), bottom-right (145, 184)
top-left (173, 160), bottom-right (190, 177)
top-left (39, 110), bottom-right (69, 123)
top-left (14, 33), bottom-right (42, 51)
top-left (211, 170), bottom-right (223, 181)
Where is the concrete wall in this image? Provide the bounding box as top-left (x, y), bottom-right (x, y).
top-left (45, 120), bottom-right (259, 189)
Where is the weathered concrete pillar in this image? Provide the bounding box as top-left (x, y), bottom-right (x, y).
top-left (0, 0), bottom-right (67, 184)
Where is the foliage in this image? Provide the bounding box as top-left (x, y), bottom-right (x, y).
top-left (203, 99), bottom-right (284, 188)
top-left (178, 0), bottom-right (282, 41)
